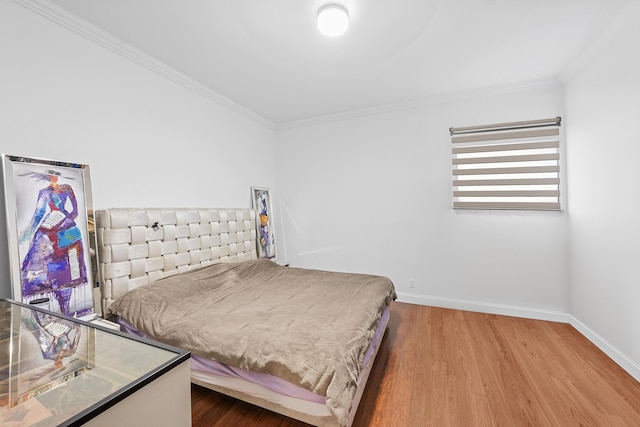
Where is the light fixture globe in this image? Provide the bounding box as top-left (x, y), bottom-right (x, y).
top-left (317, 4), bottom-right (349, 37)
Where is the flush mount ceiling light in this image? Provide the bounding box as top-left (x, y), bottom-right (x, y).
top-left (317, 4), bottom-right (349, 37)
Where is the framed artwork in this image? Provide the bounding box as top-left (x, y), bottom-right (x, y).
top-left (2, 154), bottom-right (96, 318)
top-left (251, 186), bottom-right (276, 259)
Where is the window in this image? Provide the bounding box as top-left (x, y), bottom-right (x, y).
top-left (450, 117), bottom-right (561, 211)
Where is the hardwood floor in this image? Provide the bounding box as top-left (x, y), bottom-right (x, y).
top-left (191, 302), bottom-right (640, 426)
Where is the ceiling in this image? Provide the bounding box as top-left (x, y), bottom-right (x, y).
top-left (47, 0), bottom-right (630, 125)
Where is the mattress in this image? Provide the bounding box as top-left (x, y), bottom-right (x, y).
top-left (107, 259), bottom-right (397, 424)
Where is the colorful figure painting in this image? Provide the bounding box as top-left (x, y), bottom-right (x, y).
top-left (251, 187), bottom-right (276, 259)
top-left (3, 155), bottom-right (95, 318)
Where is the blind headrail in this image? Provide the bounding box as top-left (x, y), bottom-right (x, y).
top-left (449, 117), bottom-right (561, 136)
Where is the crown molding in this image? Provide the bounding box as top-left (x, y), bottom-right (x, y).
top-left (12, 0), bottom-right (275, 130)
top-left (275, 79), bottom-right (563, 131)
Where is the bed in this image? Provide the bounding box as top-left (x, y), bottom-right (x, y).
top-left (95, 208), bottom-right (396, 427)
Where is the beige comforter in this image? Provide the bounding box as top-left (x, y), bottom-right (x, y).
top-left (107, 259), bottom-right (396, 424)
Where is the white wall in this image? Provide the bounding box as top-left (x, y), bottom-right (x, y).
top-left (0, 1), bottom-right (275, 296)
top-left (275, 83), bottom-right (569, 318)
top-left (5, 0), bottom-right (637, 383)
top-left (564, 3), bottom-right (640, 378)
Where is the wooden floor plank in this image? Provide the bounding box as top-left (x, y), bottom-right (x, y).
top-left (192, 303), bottom-right (640, 426)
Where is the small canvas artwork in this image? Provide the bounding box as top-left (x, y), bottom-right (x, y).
top-left (2, 155), bottom-right (96, 317)
top-left (251, 186), bottom-right (276, 259)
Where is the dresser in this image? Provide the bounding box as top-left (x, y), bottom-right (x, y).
top-left (0, 298), bottom-right (191, 426)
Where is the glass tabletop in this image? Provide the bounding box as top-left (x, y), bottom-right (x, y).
top-left (0, 298), bottom-right (188, 426)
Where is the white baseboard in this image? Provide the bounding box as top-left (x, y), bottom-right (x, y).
top-left (396, 292), bottom-right (640, 382)
top-left (569, 316), bottom-right (640, 383)
top-left (396, 292), bottom-right (571, 323)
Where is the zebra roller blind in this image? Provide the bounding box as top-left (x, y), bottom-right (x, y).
top-left (451, 117), bottom-right (561, 211)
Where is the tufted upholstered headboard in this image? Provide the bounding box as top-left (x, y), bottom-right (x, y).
top-left (95, 208), bottom-right (257, 314)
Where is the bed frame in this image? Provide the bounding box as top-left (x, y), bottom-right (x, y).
top-left (95, 207), bottom-right (386, 426)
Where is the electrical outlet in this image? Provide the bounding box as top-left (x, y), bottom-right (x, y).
top-left (409, 279), bottom-right (415, 288)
